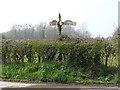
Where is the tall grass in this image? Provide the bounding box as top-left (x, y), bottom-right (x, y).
top-left (1, 61), bottom-right (118, 83)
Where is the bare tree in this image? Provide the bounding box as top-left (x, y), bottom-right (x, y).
top-left (77, 23), bottom-right (91, 39)
top-left (2, 22), bottom-right (92, 40)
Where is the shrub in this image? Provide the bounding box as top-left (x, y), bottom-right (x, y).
top-left (2, 39), bottom-right (116, 68)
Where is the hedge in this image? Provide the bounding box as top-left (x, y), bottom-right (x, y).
top-left (2, 39), bottom-right (116, 67)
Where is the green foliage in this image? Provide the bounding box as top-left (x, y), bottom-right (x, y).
top-left (2, 39), bottom-right (116, 67)
top-left (1, 39), bottom-right (118, 83)
top-left (1, 61), bottom-right (118, 83)
top-left (2, 40), bottom-right (34, 64)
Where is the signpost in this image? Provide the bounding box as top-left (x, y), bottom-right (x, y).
top-left (50, 13), bottom-right (76, 36)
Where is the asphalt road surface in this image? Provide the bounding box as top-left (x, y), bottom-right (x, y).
top-left (0, 81), bottom-right (120, 90)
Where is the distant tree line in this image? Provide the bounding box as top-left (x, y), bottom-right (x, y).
top-left (2, 23), bottom-right (92, 40)
top-left (1, 23), bottom-right (119, 49)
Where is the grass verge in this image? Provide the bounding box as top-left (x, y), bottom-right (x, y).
top-left (1, 61), bottom-right (119, 84)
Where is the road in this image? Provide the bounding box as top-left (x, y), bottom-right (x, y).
top-left (0, 81), bottom-right (119, 90)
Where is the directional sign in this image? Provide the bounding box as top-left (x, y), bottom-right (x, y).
top-left (49, 13), bottom-right (76, 36)
top-left (50, 20), bottom-right (58, 25)
top-left (63, 20), bottom-right (76, 26)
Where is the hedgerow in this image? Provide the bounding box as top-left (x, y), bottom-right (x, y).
top-left (2, 39), bottom-right (116, 68)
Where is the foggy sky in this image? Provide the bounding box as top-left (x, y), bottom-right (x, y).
top-left (0, 0), bottom-right (119, 37)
